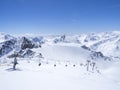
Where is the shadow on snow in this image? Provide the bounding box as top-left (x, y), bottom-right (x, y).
top-left (5, 68), bottom-right (22, 72)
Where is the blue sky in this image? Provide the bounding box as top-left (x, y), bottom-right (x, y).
top-left (0, 0), bottom-right (120, 34)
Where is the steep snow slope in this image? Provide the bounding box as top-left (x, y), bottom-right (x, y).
top-left (95, 38), bottom-right (120, 57)
top-left (85, 31), bottom-right (120, 57)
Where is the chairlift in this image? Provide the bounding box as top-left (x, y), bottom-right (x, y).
top-left (73, 64), bottom-right (76, 67)
top-left (54, 64), bottom-right (56, 67)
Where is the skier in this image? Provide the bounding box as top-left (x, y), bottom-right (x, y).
top-left (13, 56), bottom-right (18, 70)
top-left (38, 53), bottom-right (44, 66)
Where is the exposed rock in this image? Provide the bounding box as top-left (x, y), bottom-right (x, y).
top-left (0, 39), bottom-right (16, 57)
top-left (21, 37), bottom-right (35, 50)
top-left (81, 45), bottom-right (91, 51)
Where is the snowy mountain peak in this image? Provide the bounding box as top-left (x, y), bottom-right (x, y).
top-left (0, 31), bottom-right (120, 61)
top-left (0, 32), bottom-right (15, 43)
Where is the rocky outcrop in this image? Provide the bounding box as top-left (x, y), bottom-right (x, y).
top-left (0, 39), bottom-right (16, 57)
top-left (21, 37), bottom-right (35, 50)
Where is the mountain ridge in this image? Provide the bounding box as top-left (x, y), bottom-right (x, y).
top-left (0, 31), bottom-right (120, 62)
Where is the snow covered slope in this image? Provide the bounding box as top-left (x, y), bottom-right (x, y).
top-left (0, 31), bottom-right (120, 90)
top-left (0, 60), bottom-right (120, 90)
top-left (0, 32), bottom-right (15, 43)
top-left (0, 31), bottom-right (120, 60)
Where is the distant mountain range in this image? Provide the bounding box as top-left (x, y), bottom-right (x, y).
top-left (0, 31), bottom-right (120, 62)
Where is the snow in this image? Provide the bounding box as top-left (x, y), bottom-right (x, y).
top-left (0, 60), bottom-right (120, 90)
top-left (1, 31), bottom-right (120, 90)
top-left (32, 44), bottom-right (90, 63)
top-left (0, 32), bottom-right (15, 43)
